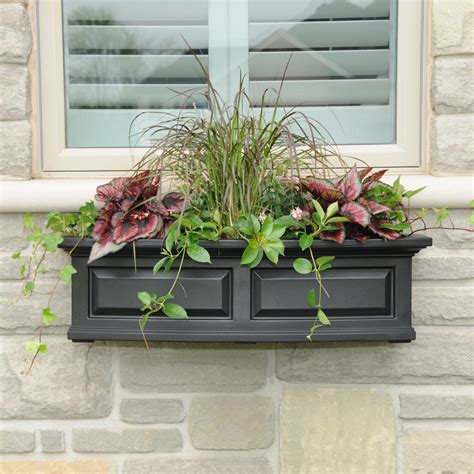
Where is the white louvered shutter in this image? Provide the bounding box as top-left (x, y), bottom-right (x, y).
top-left (247, 0), bottom-right (397, 144)
top-left (63, 0), bottom-right (208, 147)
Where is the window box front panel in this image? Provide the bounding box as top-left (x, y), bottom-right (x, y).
top-left (62, 236), bottom-right (431, 343)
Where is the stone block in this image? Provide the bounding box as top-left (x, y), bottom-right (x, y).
top-left (431, 114), bottom-right (474, 174)
top-left (120, 347), bottom-right (267, 392)
top-left (280, 388), bottom-right (396, 474)
top-left (432, 0), bottom-right (474, 55)
top-left (0, 460), bottom-right (113, 473)
top-left (0, 430), bottom-right (34, 453)
top-left (189, 397), bottom-right (274, 450)
top-left (0, 336), bottom-right (112, 419)
top-left (0, 213), bottom-right (27, 251)
top-left (412, 283), bottom-right (474, 325)
top-left (0, 121), bottom-right (31, 179)
top-left (123, 458), bottom-right (273, 474)
top-left (0, 4), bottom-right (31, 63)
top-left (72, 428), bottom-right (182, 453)
top-left (276, 327), bottom-right (474, 384)
top-left (120, 398), bottom-right (185, 423)
top-left (0, 64), bottom-right (29, 120)
top-left (413, 247), bottom-right (474, 280)
top-left (40, 429), bottom-right (65, 453)
top-left (400, 392), bottom-right (474, 419)
top-left (401, 430), bottom-right (474, 472)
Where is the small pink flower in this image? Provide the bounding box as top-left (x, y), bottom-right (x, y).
top-left (291, 207), bottom-right (304, 221)
top-left (258, 212), bottom-right (267, 223)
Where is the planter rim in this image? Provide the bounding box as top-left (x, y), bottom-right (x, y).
top-left (60, 234), bottom-right (432, 256)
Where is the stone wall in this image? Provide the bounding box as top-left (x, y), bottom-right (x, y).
top-left (0, 1), bottom-right (473, 472)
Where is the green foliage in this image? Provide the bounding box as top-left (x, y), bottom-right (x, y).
top-left (58, 265), bottom-right (77, 285)
top-left (41, 307), bottom-right (57, 326)
top-left (26, 340), bottom-right (48, 355)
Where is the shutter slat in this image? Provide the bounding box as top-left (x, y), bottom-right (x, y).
top-left (249, 0), bottom-right (390, 22)
top-left (69, 54), bottom-right (208, 81)
top-left (69, 84), bottom-right (207, 109)
top-left (249, 79), bottom-right (390, 106)
top-left (67, 25), bottom-right (208, 51)
top-left (249, 20), bottom-right (389, 50)
top-left (66, 0), bottom-right (208, 24)
top-left (249, 50), bottom-right (389, 79)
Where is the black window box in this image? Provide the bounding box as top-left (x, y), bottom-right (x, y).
top-left (60, 235), bottom-right (432, 343)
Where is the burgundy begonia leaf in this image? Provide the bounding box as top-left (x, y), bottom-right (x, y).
top-left (91, 213), bottom-right (111, 240)
top-left (340, 201), bottom-right (370, 227)
top-left (88, 232), bottom-right (126, 263)
top-left (346, 225), bottom-right (369, 243)
top-left (124, 185), bottom-right (143, 201)
top-left (368, 218), bottom-right (401, 240)
top-left (95, 177), bottom-right (127, 202)
top-left (303, 178), bottom-right (343, 202)
top-left (358, 167), bottom-right (373, 181)
top-left (320, 222), bottom-right (346, 244)
top-left (338, 166), bottom-right (362, 201)
top-left (362, 169), bottom-right (388, 189)
top-left (113, 217), bottom-right (139, 244)
top-left (163, 192), bottom-right (185, 213)
top-left (135, 213), bottom-right (163, 239)
top-left (145, 197), bottom-right (169, 215)
top-left (156, 220), bottom-right (174, 239)
top-left (358, 197), bottom-right (391, 215)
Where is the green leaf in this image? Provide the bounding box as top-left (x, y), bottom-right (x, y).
top-left (403, 186), bottom-right (426, 199)
top-left (317, 308), bottom-right (331, 325)
top-left (319, 263), bottom-right (332, 272)
top-left (153, 257), bottom-right (169, 274)
top-left (11, 251), bottom-right (21, 260)
top-left (316, 256), bottom-right (335, 267)
top-left (241, 244), bottom-right (259, 265)
top-left (274, 215), bottom-right (299, 227)
top-left (41, 307), bottom-right (57, 326)
top-left (434, 208), bottom-right (449, 226)
top-left (212, 209), bottom-right (221, 224)
top-left (23, 281), bottom-right (35, 297)
top-left (312, 199), bottom-right (325, 223)
top-left (187, 244), bottom-right (211, 264)
top-left (23, 212), bottom-right (35, 229)
top-left (163, 303), bottom-right (188, 319)
top-left (248, 214), bottom-right (261, 233)
top-left (59, 264), bottom-right (77, 285)
top-left (268, 225), bottom-right (286, 240)
top-left (262, 245), bottom-right (279, 265)
top-left (293, 258), bottom-right (312, 274)
top-left (299, 234), bottom-right (313, 251)
top-left (326, 201), bottom-right (339, 218)
top-left (137, 291), bottom-right (152, 307)
top-left (326, 216), bottom-right (350, 223)
top-left (26, 339), bottom-right (48, 354)
top-left (165, 223), bottom-right (180, 252)
top-left (42, 233), bottom-right (64, 252)
top-left (261, 215), bottom-right (274, 237)
top-left (164, 257), bottom-right (175, 272)
top-left (139, 314), bottom-right (149, 331)
top-left (248, 247), bottom-right (264, 269)
top-left (307, 288), bottom-right (317, 308)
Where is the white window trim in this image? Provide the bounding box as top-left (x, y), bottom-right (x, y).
top-left (35, 0), bottom-right (427, 176)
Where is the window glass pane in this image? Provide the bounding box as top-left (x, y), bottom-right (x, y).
top-left (62, 0), bottom-right (208, 148)
top-left (248, 0), bottom-right (397, 145)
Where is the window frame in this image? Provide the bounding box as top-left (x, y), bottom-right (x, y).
top-left (36, 0), bottom-right (427, 176)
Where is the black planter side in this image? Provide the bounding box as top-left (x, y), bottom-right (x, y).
top-left (60, 235), bottom-right (432, 343)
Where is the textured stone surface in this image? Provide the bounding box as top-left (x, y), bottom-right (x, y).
top-left (190, 397), bottom-right (274, 450)
top-left (72, 428), bottom-right (182, 453)
top-left (40, 429), bottom-right (65, 453)
top-left (0, 281), bottom-right (71, 333)
top-left (0, 4), bottom-right (31, 63)
top-left (0, 461), bottom-right (113, 473)
top-left (120, 398), bottom-right (185, 423)
top-left (400, 392), bottom-right (474, 419)
top-left (0, 430), bottom-right (34, 453)
top-left (123, 458), bottom-right (273, 474)
top-left (432, 58), bottom-right (474, 113)
top-left (432, 0), bottom-right (474, 55)
top-left (0, 64), bottom-right (29, 120)
top-left (0, 121), bottom-right (31, 178)
top-left (431, 114), bottom-right (474, 174)
top-left (0, 213), bottom-right (26, 251)
top-left (276, 327), bottom-right (474, 384)
top-left (281, 389), bottom-right (396, 474)
top-left (0, 253), bottom-right (24, 280)
top-left (0, 337), bottom-right (112, 419)
top-left (120, 347), bottom-right (267, 392)
top-left (401, 430), bottom-right (474, 472)
top-left (413, 247), bottom-right (474, 280)
top-left (412, 283), bottom-right (474, 325)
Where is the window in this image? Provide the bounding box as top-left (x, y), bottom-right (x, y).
top-left (37, 0), bottom-right (425, 174)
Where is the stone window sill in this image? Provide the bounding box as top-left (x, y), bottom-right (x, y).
top-left (0, 175), bottom-right (472, 212)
